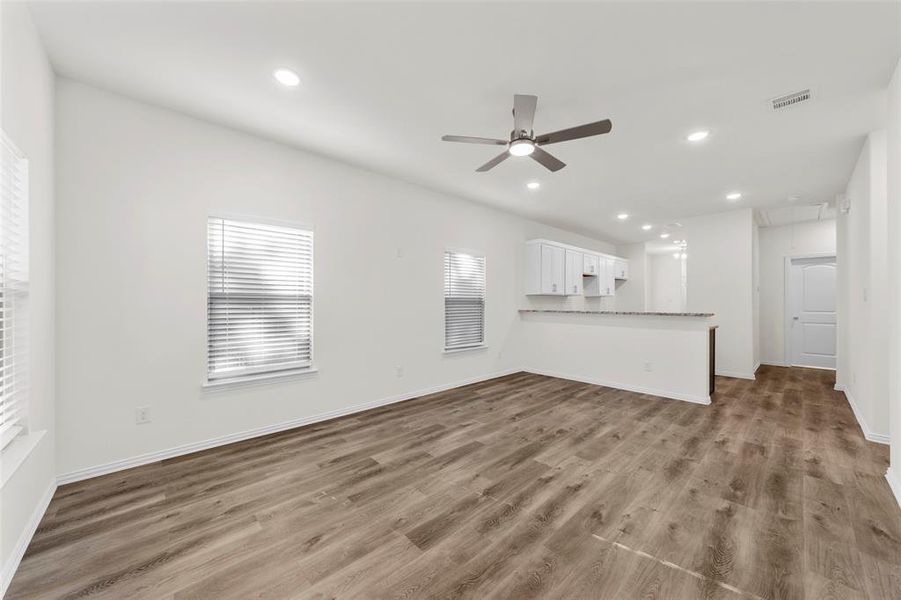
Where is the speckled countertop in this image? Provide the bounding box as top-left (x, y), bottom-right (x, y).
top-left (519, 309), bottom-right (714, 318)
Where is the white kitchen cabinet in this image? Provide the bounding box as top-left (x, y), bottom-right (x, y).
top-left (613, 258), bottom-right (629, 280)
top-left (565, 250), bottom-right (583, 296)
top-left (584, 256), bottom-right (614, 297)
top-left (582, 253), bottom-right (599, 276)
top-left (525, 241), bottom-right (565, 295)
top-left (541, 244), bottom-right (566, 294)
top-left (526, 239), bottom-right (626, 297)
top-left (600, 257), bottom-right (615, 296)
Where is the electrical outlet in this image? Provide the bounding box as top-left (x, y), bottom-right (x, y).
top-left (135, 406), bottom-right (151, 425)
top-left (643, 362), bottom-right (653, 372)
top-left (395, 366), bottom-right (404, 378)
top-left (396, 248), bottom-right (404, 259)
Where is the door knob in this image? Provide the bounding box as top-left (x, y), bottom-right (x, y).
top-left (793, 316), bottom-right (799, 320)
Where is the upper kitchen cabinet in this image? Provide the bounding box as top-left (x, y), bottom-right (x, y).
top-left (565, 249), bottom-right (584, 296)
top-left (582, 253), bottom-right (599, 276)
top-left (525, 239), bottom-right (627, 296)
top-left (586, 256), bottom-right (615, 297)
top-left (525, 240), bottom-right (565, 295)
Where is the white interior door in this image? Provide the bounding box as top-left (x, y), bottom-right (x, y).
top-left (789, 256), bottom-right (836, 369)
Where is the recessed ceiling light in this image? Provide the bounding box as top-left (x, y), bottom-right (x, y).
top-left (617, 213), bottom-right (629, 220)
top-left (641, 224), bottom-right (652, 231)
top-left (509, 139), bottom-right (535, 157)
top-left (273, 68), bottom-right (300, 87)
top-left (726, 192), bottom-right (742, 201)
top-left (686, 130), bottom-right (710, 142)
top-left (660, 233), bottom-right (670, 239)
top-left (526, 181), bottom-right (540, 190)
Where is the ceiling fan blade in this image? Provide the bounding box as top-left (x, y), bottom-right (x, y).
top-left (513, 94), bottom-right (538, 135)
top-left (442, 135), bottom-right (507, 145)
top-left (535, 119), bottom-right (612, 145)
top-left (530, 146), bottom-right (566, 172)
top-left (476, 151), bottom-right (511, 172)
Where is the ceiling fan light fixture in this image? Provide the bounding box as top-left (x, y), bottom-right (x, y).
top-left (442, 94), bottom-right (610, 172)
top-left (509, 139), bottom-right (535, 157)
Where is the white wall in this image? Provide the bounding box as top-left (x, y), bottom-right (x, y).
top-left (758, 219), bottom-right (836, 366)
top-left (887, 58), bottom-right (901, 501)
top-left (682, 208), bottom-right (756, 379)
top-left (54, 80), bottom-right (621, 478)
top-left (0, 2), bottom-right (56, 591)
top-left (838, 132), bottom-right (889, 443)
top-left (648, 254), bottom-right (686, 312)
top-left (613, 242), bottom-right (647, 311)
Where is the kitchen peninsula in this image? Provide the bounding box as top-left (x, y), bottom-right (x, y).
top-left (519, 309), bottom-right (715, 404)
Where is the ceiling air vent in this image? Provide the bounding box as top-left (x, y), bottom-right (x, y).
top-left (770, 89), bottom-right (812, 111)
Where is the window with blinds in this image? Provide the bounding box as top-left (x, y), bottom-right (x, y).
top-left (207, 217), bottom-right (313, 381)
top-left (444, 250), bottom-right (486, 350)
top-left (1, 133), bottom-right (29, 451)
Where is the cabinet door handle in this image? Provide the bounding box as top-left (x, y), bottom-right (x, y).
top-left (552, 283), bottom-right (557, 292)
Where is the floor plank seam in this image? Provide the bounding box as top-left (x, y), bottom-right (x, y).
top-left (591, 533), bottom-right (765, 600)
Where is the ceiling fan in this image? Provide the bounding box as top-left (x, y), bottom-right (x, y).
top-left (441, 94), bottom-right (612, 172)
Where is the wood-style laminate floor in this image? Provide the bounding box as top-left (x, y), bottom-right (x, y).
top-left (8, 367), bottom-right (901, 599)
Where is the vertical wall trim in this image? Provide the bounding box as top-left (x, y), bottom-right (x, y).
top-left (0, 481), bottom-right (57, 598)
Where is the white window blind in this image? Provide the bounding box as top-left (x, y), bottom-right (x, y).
top-left (444, 251), bottom-right (485, 350)
top-left (207, 217), bottom-right (313, 381)
top-left (1, 133), bottom-right (29, 451)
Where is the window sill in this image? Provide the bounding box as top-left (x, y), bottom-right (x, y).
top-left (443, 345), bottom-right (488, 355)
top-left (1, 429), bottom-right (47, 489)
top-left (202, 367), bottom-right (319, 391)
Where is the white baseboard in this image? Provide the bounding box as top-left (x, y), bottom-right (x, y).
top-left (835, 384), bottom-right (890, 445)
top-left (886, 468), bottom-right (901, 510)
top-left (753, 361), bottom-right (761, 373)
top-left (1, 480), bottom-right (57, 599)
top-left (57, 368), bottom-right (521, 485)
top-left (759, 360), bottom-right (788, 368)
top-left (523, 368), bottom-right (710, 405)
top-left (715, 369), bottom-right (756, 380)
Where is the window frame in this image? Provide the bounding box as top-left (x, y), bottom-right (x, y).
top-left (0, 131), bottom-right (29, 451)
top-left (205, 213), bottom-right (315, 385)
top-left (443, 247), bottom-right (487, 353)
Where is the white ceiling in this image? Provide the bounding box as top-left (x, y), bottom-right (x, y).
top-left (756, 202), bottom-right (837, 227)
top-left (27, 1), bottom-right (900, 242)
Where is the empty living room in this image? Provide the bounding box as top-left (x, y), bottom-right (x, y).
top-left (3, 1), bottom-right (901, 598)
